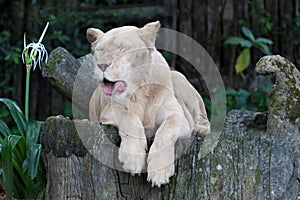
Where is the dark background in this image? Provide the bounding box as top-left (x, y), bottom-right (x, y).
top-left (0, 0), bottom-right (299, 120)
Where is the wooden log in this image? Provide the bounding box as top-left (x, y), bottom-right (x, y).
top-left (255, 55), bottom-right (300, 136)
top-left (41, 47), bottom-right (300, 199)
top-left (42, 47), bottom-right (97, 117)
top-left (40, 109), bottom-right (300, 199)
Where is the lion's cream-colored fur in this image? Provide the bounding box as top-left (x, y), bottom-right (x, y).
top-left (88, 21), bottom-right (210, 187)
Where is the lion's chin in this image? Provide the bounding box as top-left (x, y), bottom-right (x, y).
top-left (102, 78), bottom-right (126, 95)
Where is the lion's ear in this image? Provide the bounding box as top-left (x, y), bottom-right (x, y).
top-left (139, 21), bottom-right (160, 48)
top-left (86, 28), bottom-right (104, 44)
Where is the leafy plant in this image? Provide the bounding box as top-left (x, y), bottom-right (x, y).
top-left (0, 22), bottom-right (49, 200)
top-left (0, 30), bottom-right (21, 96)
top-left (226, 88), bottom-right (251, 110)
top-left (225, 26), bottom-right (273, 73)
top-left (226, 83), bottom-right (271, 112)
top-left (0, 98), bottom-right (45, 199)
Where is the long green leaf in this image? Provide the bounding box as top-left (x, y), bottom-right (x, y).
top-left (255, 42), bottom-right (272, 55)
top-left (0, 98), bottom-right (27, 137)
top-left (27, 144), bottom-right (42, 179)
top-left (26, 160), bottom-right (46, 199)
top-left (224, 37), bottom-right (244, 45)
top-left (12, 174), bottom-right (26, 199)
top-left (10, 136), bottom-right (28, 183)
top-left (9, 135), bottom-right (22, 150)
top-left (2, 137), bottom-right (14, 200)
top-left (235, 48), bottom-right (251, 73)
top-left (256, 37), bottom-right (273, 45)
top-left (25, 120), bottom-right (42, 179)
top-left (26, 120), bottom-right (42, 145)
top-left (0, 119), bottom-right (11, 139)
top-left (12, 154), bottom-right (28, 187)
top-left (242, 26), bottom-right (255, 42)
top-left (240, 39), bottom-right (253, 48)
top-left (11, 136), bottom-right (26, 170)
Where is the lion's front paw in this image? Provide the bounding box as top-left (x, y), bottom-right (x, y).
top-left (118, 143), bottom-right (147, 175)
top-left (147, 144), bottom-right (175, 187)
top-left (147, 162), bottom-right (175, 187)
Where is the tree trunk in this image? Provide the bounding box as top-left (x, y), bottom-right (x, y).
top-left (42, 47), bottom-right (97, 117)
top-left (40, 48), bottom-right (300, 199)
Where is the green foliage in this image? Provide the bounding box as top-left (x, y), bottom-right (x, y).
top-left (247, 1), bottom-right (274, 35)
top-left (0, 98), bottom-right (45, 200)
top-left (235, 48), bottom-right (250, 73)
top-left (62, 101), bottom-right (73, 118)
top-left (203, 97), bottom-right (211, 120)
top-left (225, 26), bottom-right (273, 73)
top-left (226, 83), bottom-right (271, 112)
top-left (226, 88), bottom-right (251, 110)
top-left (1, 136), bottom-right (13, 200)
top-left (246, 1), bottom-right (300, 67)
top-left (0, 30), bottom-right (20, 95)
top-left (276, 15), bottom-right (300, 67)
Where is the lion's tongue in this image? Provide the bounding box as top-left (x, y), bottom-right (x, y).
top-left (102, 81), bottom-right (126, 95)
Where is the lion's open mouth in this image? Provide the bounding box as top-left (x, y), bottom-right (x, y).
top-left (102, 78), bottom-right (126, 95)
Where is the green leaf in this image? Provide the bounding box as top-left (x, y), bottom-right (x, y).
top-left (0, 98), bottom-right (27, 137)
top-left (9, 135), bottom-right (22, 150)
top-left (240, 39), bottom-right (253, 48)
top-left (2, 137), bottom-right (14, 200)
top-left (12, 174), bottom-right (25, 199)
top-left (237, 89), bottom-right (251, 97)
top-left (26, 120), bottom-right (42, 145)
top-left (27, 144), bottom-right (42, 179)
top-left (256, 37), bottom-right (273, 45)
top-left (224, 37), bottom-right (244, 45)
top-left (235, 48), bottom-right (251, 73)
top-left (0, 119), bottom-right (11, 139)
top-left (255, 42), bottom-right (272, 55)
top-left (28, 160), bottom-right (46, 199)
top-left (25, 120), bottom-right (42, 179)
top-left (10, 135), bottom-right (27, 178)
top-left (224, 37), bottom-right (253, 48)
top-left (242, 26), bottom-right (255, 42)
top-left (13, 136), bottom-right (26, 164)
top-left (10, 135), bottom-right (28, 199)
top-left (226, 88), bottom-right (238, 96)
top-left (235, 89), bottom-right (251, 109)
top-left (11, 136), bottom-right (26, 171)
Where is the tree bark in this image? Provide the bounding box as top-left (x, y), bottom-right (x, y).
top-left (42, 47), bottom-right (97, 117)
top-left (41, 47), bottom-right (300, 199)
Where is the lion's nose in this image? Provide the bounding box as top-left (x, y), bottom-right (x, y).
top-left (98, 63), bottom-right (109, 72)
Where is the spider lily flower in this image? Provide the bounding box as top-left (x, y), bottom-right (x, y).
top-left (22, 22), bottom-right (49, 71)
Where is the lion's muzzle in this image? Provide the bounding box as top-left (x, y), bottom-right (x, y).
top-left (102, 78), bottom-right (126, 95)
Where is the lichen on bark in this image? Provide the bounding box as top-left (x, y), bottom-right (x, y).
top-left (256, 55), bottom-right (300, 135)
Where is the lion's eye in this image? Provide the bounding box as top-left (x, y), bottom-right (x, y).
top-left (120, 47), bottom-right (126, 52)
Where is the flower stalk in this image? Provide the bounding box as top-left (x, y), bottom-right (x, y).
top-left (25, 69), bottom-right (30, 122)
top-left (22, 22), bottom-right (49, 121)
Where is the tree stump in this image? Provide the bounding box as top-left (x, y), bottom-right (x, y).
top-left (41, 48), bottom-right (300, 199)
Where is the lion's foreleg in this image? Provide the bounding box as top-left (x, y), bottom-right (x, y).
top-left (110, 106), bottom-right (147, 175)
top-left (146, 99), bottom-right (190, 187)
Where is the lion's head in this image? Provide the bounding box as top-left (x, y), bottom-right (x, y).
top-left (87, 21), bottom-right (161, 97)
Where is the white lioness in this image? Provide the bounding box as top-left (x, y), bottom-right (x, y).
top-left (88, 21), bottom-right (210, 187)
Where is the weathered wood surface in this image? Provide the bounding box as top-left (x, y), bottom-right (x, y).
top-left (256, 55), bottom-right (300, 136)
top-left (41, 111), bottom-right (300, 200)
top-left (41, 48), bottom-right (300, 199)
top-left (42, 47), bottom-right (97, 116)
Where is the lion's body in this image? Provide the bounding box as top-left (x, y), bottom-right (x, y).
top-left (88, 21), bottom-right (210, 187)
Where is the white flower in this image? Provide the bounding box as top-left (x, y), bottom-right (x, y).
top-left (22, 22), bottom-right (49, 71)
